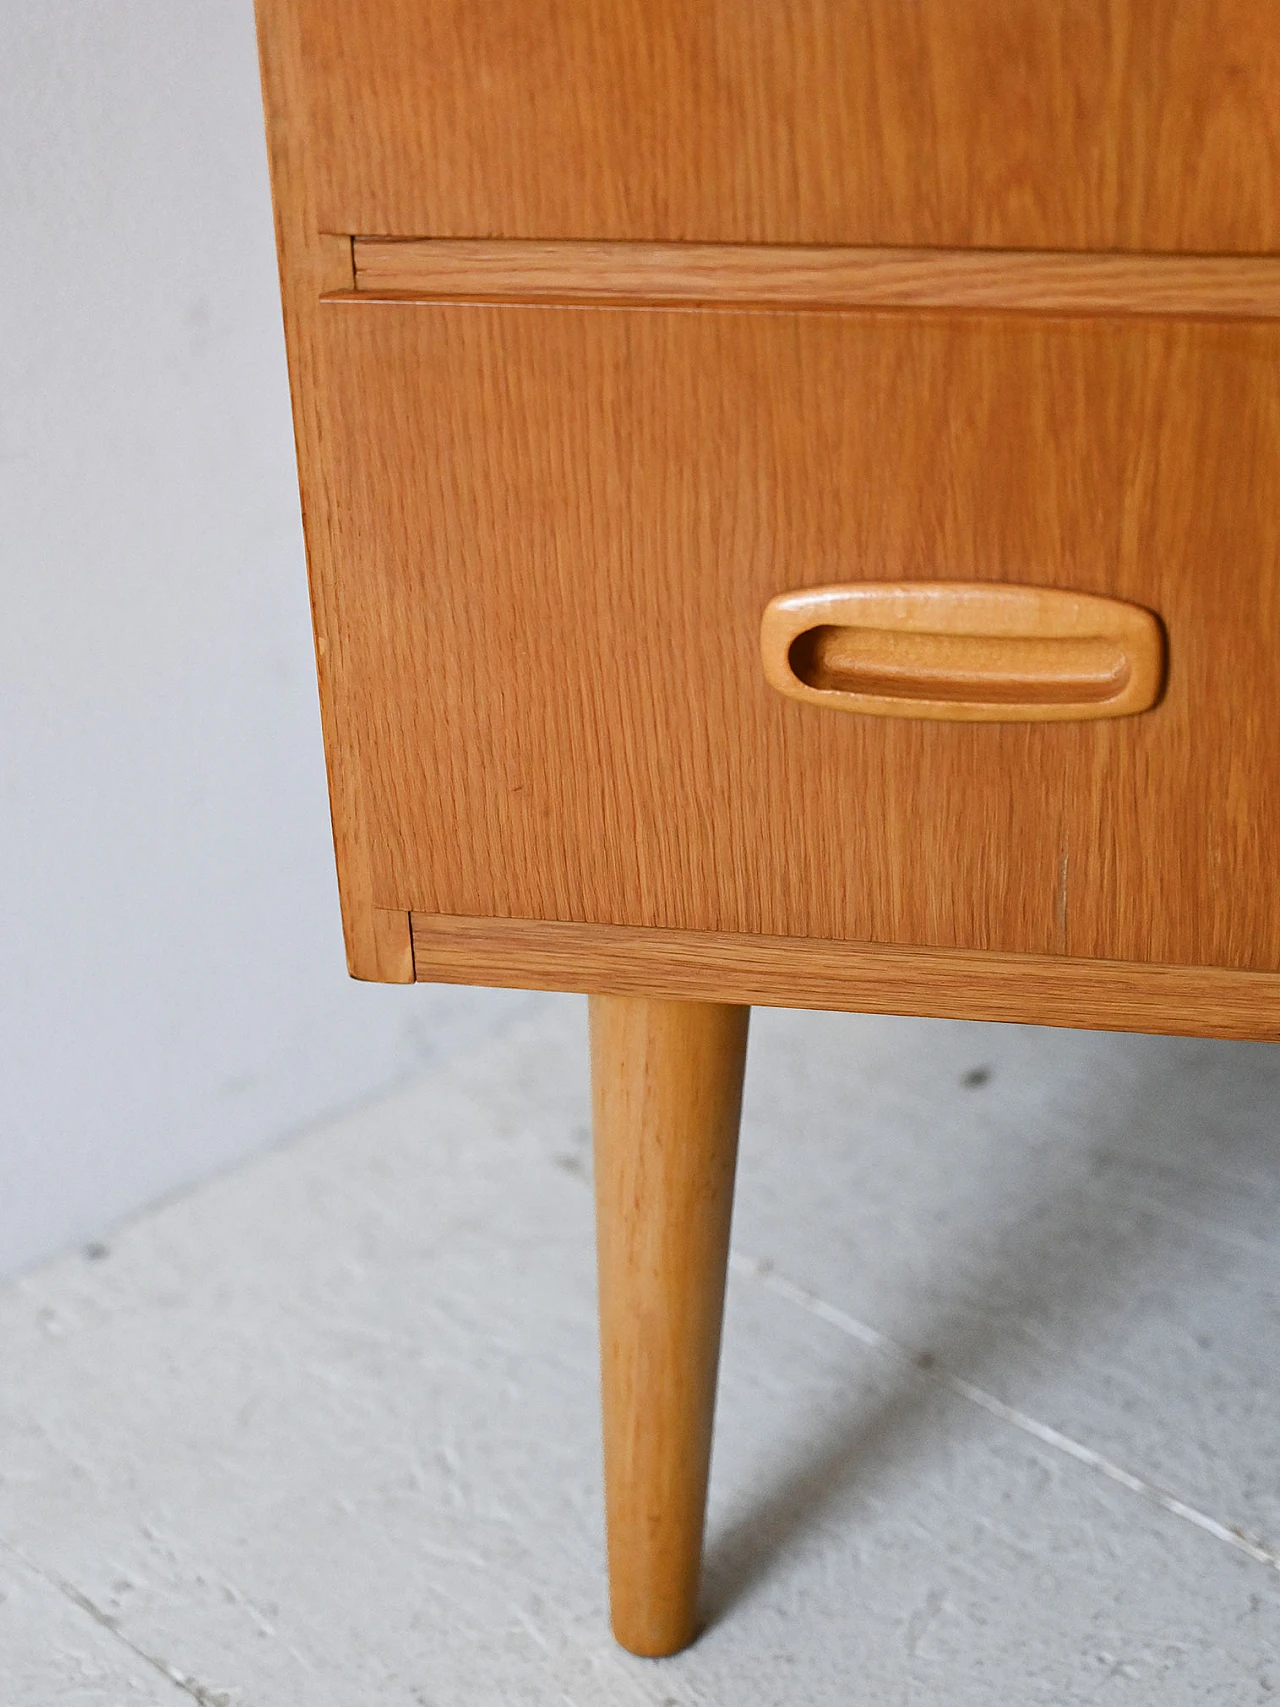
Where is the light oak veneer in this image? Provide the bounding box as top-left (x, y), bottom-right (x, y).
top-left (292, 0), bottom-right (1280, 253)
top-left (255, 0), bottom-right (1280, 1663)
top-left (312, 301), bottom-right (1280, 974)
top-left (350, 239), bottom-right (1280, 321)
top-left (410, 915), bottom-right (1280, 1044)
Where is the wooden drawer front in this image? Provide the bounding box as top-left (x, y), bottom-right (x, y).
top-left (285, 0), bottom-right (1280, 253)
top-left (311, 302), bottom-right (1280, 972)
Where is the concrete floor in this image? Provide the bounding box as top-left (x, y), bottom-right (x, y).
top-left (3, 992), bottom-right (1279, 1704)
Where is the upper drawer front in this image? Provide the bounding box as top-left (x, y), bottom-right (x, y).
top-left (311, 301), bottom-right (1280, 973)
top-left (288, 0), bottom-right (1280, 252)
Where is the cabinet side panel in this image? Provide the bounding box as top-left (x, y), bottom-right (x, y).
top-left (255, 0), bottom-right (412, 980)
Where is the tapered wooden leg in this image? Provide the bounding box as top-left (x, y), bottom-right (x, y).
top-left (589, 994), bottom-right (750, 1657)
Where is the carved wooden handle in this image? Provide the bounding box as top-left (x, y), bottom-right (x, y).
top-left (760, 582), bottom-right (1165, 722)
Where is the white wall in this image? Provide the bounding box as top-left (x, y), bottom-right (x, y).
top-left (0, 2), bottom-right (501, 1274)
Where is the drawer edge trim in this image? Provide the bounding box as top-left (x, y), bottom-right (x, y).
top-left (409, 913), bottom-right (1280, 1040)
top-left (342, 240), bottom-right (1280, 321)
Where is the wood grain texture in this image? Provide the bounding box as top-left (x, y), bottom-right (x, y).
top-left (314, 301), bottom-right (1280, 972)
top-left (255, 3), bottom-right (392, 979)
top-left (284, 0), bottom-right (1280, 253)
top-left (413, 916), bottom-right (1280, 1044)
top-left (760, 582), bottom-right (1164, 721)
top-left (350, 241), bottom-right (1280, 320)
top-left (591, 996), bottom-right (748, 1656)
top-left (370, 908), bottom-right (414, 983)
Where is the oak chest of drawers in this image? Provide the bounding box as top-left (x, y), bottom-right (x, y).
top-left (256, 0), bottom-right (1280, 1656)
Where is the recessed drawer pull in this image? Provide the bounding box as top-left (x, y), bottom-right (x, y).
top-left (760, 583), bottom-right (1165, 722)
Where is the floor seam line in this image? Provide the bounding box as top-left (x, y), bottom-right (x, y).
top-left (0, 1533), bottom-right (228, 1704)
top-left (729, 1249), bottom-right (1280, 1574)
